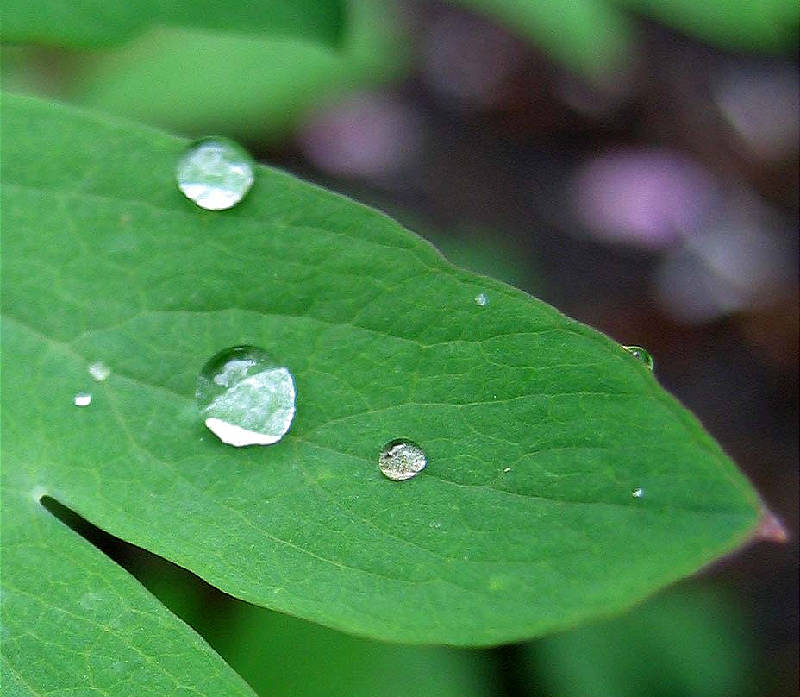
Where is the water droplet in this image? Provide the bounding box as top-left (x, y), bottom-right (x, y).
top-left (632, 487), bottom-right (644, 498)
top-left (88, 361), bottom-right (110, 381)
top-left (378, 439), bottom-right (427, 481)
top-left (474, 292), bottom-right (488, 306)
top-left (503, 467), bottom-right (511, 473)
top-left (196, 346), bottom-right (296, 447)
top-left (79, 592), bottom-right (104, 611)
top-left (622, 345), bottom-right (654, 370)
top-left (177, 137), bottom-right (254, 210)
top-left (73, 392), bottom-right (92, 407)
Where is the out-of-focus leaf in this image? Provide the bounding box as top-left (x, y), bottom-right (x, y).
top-left (447, 0), bottom-right (797, 83)
top-left (0, 0), bottom-right (345, 48)
top-left (212, 604), bottom-right (497, 697)
top-left (69, 0), bottom-right (405, 139)
top-left (527, 585), bottom-right (756, 697)
top-left (422, 226), bottom-right (539, 293)
top-left (615, 0), bottom-right (799, 53)
top-left (448, 0), bottom-right (634, 80)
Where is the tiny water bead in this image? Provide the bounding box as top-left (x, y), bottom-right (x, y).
top-left (73, 392), bottom-right (92, 407)
top-left (378, 439), bottom-right (427, 481)
top-left (622, 345), bottom-right (655, 371)
top-left (177, 137), bottom-right (254, 210)
top-left (632, 487), bottom-right (644, 498)
top-left (88, 361), bottom-right (110, 381)
top-left (474, 292), bottom-right (488, 306)
top-left (196, 346), bottom-right (296, 447)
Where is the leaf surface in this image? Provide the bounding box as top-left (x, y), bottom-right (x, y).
top-left (0, 0), bottom-right (345, 48)
top-left (1, 94), bottom-right (760, 695)
top-left (0, 491), bottom-right (257, 697)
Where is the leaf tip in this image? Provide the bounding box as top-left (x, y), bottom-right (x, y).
top-left (752, 507), bottom-right (789, 544)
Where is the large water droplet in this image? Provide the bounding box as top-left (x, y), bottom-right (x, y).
top-left (196, 346), bottom-right (296, 447)
top-left (177, 137), bottom-right (254, 210)
top-left (474, 292), bottom-right (488, 306)
top-left (622, 345), bottom-right (654, 370)
top-left (378, 439), bottom-right (427, 480)
top-left (88, 361), bottom-right (110, 381)
top-left (73, 392), bottom-right (92, 407)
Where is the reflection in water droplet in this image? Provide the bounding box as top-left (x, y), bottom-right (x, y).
top-left (622, 345), bottom-right (654, 370)
top-left (474, 292), bottom-right (488, 306)
top-left (177, 137), bottom-right (254, 210)
top-left (632, 487), bottom-right (644, 498)
top-left (88, 361), bottom-right (110, 381)
top-left (73, 392), bottom-right (92, 407)
top-left (378, 439), bottom-right (427, 480)
top-left (196, 346), bottom-right (295, 447)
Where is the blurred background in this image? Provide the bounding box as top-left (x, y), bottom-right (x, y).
top-left (4, 0), bottom-right (797, 695)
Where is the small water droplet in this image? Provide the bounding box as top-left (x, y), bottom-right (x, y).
top-left (79, 592), bottom-right (104, 611)
top-left (503, 467), bottom-right (511, 473)
top-left (474, 292), bottom-right (488, 306)
top-left (73, 392), bottom-right (92, 407)
top-left (196, 346), bottom-right (296, 447)
top-left (622, 345), bottom-right (654, 370)
top-left (88, 361), bottom-right (110, 381)
top-left (177, 137), bottom-right (254, 210)
top-left (632, 487), bottom-right (644, 498)
top-left (378, 438), bottom-right (427, 481)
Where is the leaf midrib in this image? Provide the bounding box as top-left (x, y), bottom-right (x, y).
top-left (5, 310), bottom-right (750, 522)
top-left (3, 161), bottom-right (754, 512)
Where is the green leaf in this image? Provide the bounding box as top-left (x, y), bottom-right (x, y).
top-left (448, 0), bottom-right (797, 81)
top-left (1, 494), bottom-right (257, 697)
top-left (2, 92), bottom-right (759, 694)
top-left (448, 0), bottom-right (635, 80)
top-left (420, 225), bottom-right (540, 293)
top-left (0, 0), bottom-right (345, 48)
top-left (98, 548), bottom-right (497, 697)
top-left (211, 603), bottom-right (497, 697)
top-left (528, 584), bottom-right (755, 697)
top-left (614, 0), bottom-right (799, 53)
top-left (69, 1), bottom-right (405, 139)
